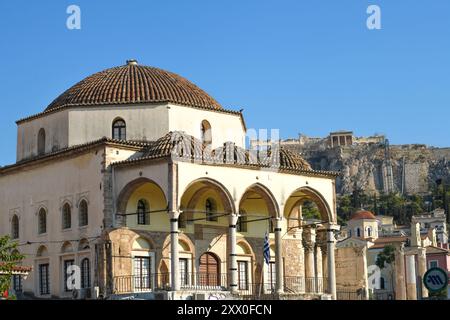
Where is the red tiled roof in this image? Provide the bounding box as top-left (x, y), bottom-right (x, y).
top-left (45, 61), bottom-right (223, 112)
top-left (350, 210), bottom-right (376, 221)
top-left (0, 264), bottom-right (32, 274)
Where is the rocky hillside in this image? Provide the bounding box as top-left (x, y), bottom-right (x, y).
top-left (284, 143), bottom-right (450, 196)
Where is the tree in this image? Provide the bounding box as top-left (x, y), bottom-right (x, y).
top-left (0, 235), bottom-right (25, 296)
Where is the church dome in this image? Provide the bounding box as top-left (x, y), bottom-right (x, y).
top-left (45, 60), bottom-right (222, 112)
top-left (350, 210), bottom-right (376, 221)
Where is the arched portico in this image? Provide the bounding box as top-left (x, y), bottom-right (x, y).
top-left (283, 186), bottom-right (338, 299)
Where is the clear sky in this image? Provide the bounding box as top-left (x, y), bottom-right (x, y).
top-left (0, 1), bottom-right (449, 166)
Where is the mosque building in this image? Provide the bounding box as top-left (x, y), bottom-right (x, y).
top-left (0, 60), bottom-right (340, 299)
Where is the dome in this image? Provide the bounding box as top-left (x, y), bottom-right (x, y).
top-left (45, 60), bottom-right (222, 112)
top-left (350, 210), bottom-right (376, 221)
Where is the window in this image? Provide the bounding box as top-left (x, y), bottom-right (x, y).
top-left (62, 203), bottom-right (71, 229)
top-left (79, 200), bottom-right (88, 227)
top-left (39, 263), bottom-right (50, 295)
top-left (178, 212), bottom-right (186, 229)
top-left (112, 119), bottom-right (126, 140)
top-left (134, 256), bottom-right (151, 290)
top-left (179, 258), bottom-right (189, 286)
top-left (368, 227), bottom-right (372, 237)
top-left (81, 258), bottom-right (91, 289)
top-left (11, 215), bottom-right (19, 239)
top-left (380, 277), bottom-right (385, 290)
top-left (205, 198), bottom-right (217, 222)
top-left (356, 228), bottom-right (361, 237)
top-left (137, 199), bottom-right (149, 225)
top-left (13, 275), bottom-right (22, 292)
top-left (430, 260), bottom-right (439, 269)
top-left (38, 208), bottom-right (47, 234)
top-left (268, 217), bottom-right (275, 234)
top-left (64, 259), bottom-right (75, 292)
top-left (200, 120), bottom-right (212, 147)
top-left (37, 128), bottom-right (46, 155)
top-left (238, 261), bottom-right (249, 290)
top-left (348, 229), bottom-right (352, 237)
top-left (237, 215), bottom-right (248, 233)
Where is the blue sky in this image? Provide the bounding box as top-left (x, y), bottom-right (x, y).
top-left (0, 1), bottom-right (449, 165)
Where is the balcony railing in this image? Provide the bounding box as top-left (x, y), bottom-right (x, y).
top-left (114, 273), bottom-right (228, 294)
top-left (114, 274), bottom-right (328, 296)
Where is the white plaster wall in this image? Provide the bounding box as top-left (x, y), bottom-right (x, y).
top-left (168, 104), bottom-right (246, 149)
top-left (0, 149), bottom-right (105, 297)
top-left (68, 104), bottom-right (170, 146)
top-left (16, 110), bottom-right (70, 161)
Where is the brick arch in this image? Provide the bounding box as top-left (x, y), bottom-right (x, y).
top-left (283, 186), bottom-right (334, 223)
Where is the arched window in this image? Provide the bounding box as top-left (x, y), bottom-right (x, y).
top-left (368, 227), bottom-right (372, 237)
top-left (38, 208), bottom-right (47, 234)
top-left (199, 252), bottom-right (220, 286)
top-left (81, 258), bottom-right (91, 289)
top-left (38, 128), bottom-right (46, 155)
top-left (200, 120), bottom-right (212, 147)
top-left (356, 228), bottom-right (361, 237)
top-left (79, 200), bottom-right (88, 227)
top-left (112, 119), bottom-right (126, 140)
top-left (380, 277), bottom-right (385, 290)
top-left (11, 215), bottom-right (19, 239)
top-left (62, 203), bottom-right (71, 229)
top-left (137, 199), bottom-right (149, 225)
top-left (205, 198), bottom-right (217, 222)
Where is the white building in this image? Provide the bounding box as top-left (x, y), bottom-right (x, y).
top-left (0, 60), bottom-right (340, 299)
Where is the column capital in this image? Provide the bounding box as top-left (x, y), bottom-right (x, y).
top-left (229, 213), bottom-right (240, 226)
top-left (169, 210), bottom-right (181, 219)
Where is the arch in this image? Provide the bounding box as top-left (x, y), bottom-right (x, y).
top-left (132, 237), bottom-right (153, 251)
top-left (37, 128), bottom-right (46, 155)
top-left (180, 178), bottom-right (236, 220)
top-left (283, 186), bottom-right (333, 223)
top-left (112, 118), bottom-right (126, 140)
top-left (78, 199), bottom-right (88, 227)
top-left (238, 183), bottom-right (279, 217)
top-left (236, 239), bottom-right (255, 259)
top-left (11, 214), bottom-right (19, 239)
top-left (116, 178), bottom-right (167, 215)
top-left (36, 245), bottom-right (48, 257)
top-left (61, 241), bottom-right (73, 253)
top-left (200, 120), bottom-right (212, 147)
top-left (367, 226), bottom-right (372, 237)
top-left (38, 208), bottom-right (47, 234)
top-left (238, 183), bottom-right (279, 235)
top-left (62, 202), bottom-right (72, 229)
top-left (78, 239), bottom-right (90, 251)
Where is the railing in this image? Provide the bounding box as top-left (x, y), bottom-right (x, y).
top-left (114, 273), bottom-right (228, 294)
top-left (114, 274), bottom-right (329, 296)
top-left (336, 289), bottom-right (367, 300)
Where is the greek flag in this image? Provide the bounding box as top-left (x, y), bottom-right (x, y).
top-left (263, 231), bottom-right (270, 265)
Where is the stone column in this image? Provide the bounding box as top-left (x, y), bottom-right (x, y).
top-left (326, 227), bottom-right (337, 300)
top-left (297, 228), bottom-right (306, 293)
top-left (394, 245), bottom-right (407, 300)
top-left (169, 210), bottom-right (180, 291)
top-left (417, 248), bottom-right (428, 299)
top-left (274, 217), bottom-right (284, 294)
top-left (228, 213), bottom-right (239, 293)
top-left (315, 245), bottom-right (323, 293)
top-left (405, 254), bottom-right (417, 300)
top-left (303, 227), bottom-right (316, 293)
